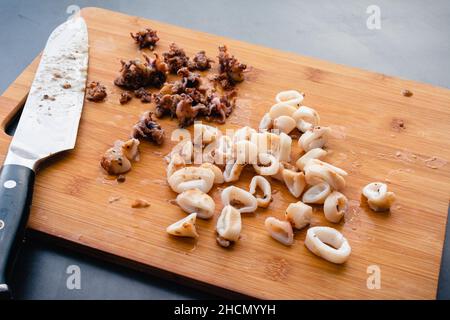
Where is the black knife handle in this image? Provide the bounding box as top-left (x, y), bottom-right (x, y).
top-left (0, 164), bottom-right (35, 300)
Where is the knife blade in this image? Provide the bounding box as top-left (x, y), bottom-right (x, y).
top-left (0, 16), bottom-right (88, 299)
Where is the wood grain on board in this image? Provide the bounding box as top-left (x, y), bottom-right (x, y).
top-left (1, 7), bottom-right (450, 299)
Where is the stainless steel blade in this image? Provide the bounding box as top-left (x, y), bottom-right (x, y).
top-left (5, 17), bottom-right (89, 170)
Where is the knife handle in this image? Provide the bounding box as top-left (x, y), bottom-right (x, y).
top-left (0, 164), bottom-right (35, 300)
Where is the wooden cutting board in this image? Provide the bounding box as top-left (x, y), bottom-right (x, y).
top-left (1, 7), bottom-right (450, 299)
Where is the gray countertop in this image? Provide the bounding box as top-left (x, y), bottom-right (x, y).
top-left (1, 0), bottom-right (449, 299)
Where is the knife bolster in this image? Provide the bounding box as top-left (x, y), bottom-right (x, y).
top-left (4, 148), bottom-right (40, 171)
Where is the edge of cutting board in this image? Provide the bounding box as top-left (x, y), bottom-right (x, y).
top-left (26, 229), bottom-right (251, 299)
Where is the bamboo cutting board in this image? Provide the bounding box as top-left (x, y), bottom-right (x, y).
top-left (1, 7), bottom-right (450, 299)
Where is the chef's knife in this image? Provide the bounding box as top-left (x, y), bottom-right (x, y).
top-left (0, 16), bottom-right (88, 299)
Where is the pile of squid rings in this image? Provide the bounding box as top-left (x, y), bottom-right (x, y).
top-left (165, 90), bottom-right (396, 264)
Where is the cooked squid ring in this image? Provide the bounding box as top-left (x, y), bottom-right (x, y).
top-left (200, 163), bottom-right (224, 184)
top-left (221, 186), bottom-right (258, 213)
top-left (252, 153), bottom-right (280, 176)
top-left (302, 182), bottom-right (331, 204)
top-left (193, 123), bottom-right (221, 146)
top-left (176, 189), bottom-right (215, 219)
top-left (282, 169), bottom-right (306, 198)
top-left (118, 138), bottom-right (140, 161)
top-left (167, 153), bottom-right (186, 178)
top-left (304, 159), bottom-right (346, 190)
top-left (307, 159), bottom-right (348, 177)
top-left (101, 138), bottom-right (141, 176)
top-left (285, 201), bottom-right (312, 229)
top-left (223, 161), bottom-right (245, 182)
top-left (168, 167), bottom-right (215, 193)
top-left (250, 131), bottom-right (280, 157)
top-left (298, 126), bottom-right (331, 152)
top-left (249, 175), bottom-right (272, 208)
top-left (200, 140), bottom-right (216, 164)
top-left (233, 126), bottom-right (257, 143)
top-left (362, 182), bottom-right (396, 212)
top-left (292, 106), bottom-right (320, 132)
top-left (214, 135), bottom-right (233, 165)
top-left (324, 191), bottom-right (348, 223)
top-left (216, 205), bottom-right (242, 247)
top-left (273, 115), bottom-right (296, 134)
top-left (277, 132), bottom-right (292, 162)
top-left (305, 226), bottom-right (351, 264)
top-left (234, 140), bottom-right (258, 164)
top-left (265, 217), bottom-right (294, 246)
top-left (275, 90), bottom-right (304, 107)
top-left (271, 161), bottom-right (298, 182)
top-left (166, 212), bottom-right (199, 238)
top-left (295, 148), bottom-right (327, 170)
top-left (259, 113), bottom-right (273, 132)
top-left (165, 139), bottom-right (193, 164)
top-left (269, 102), bottom-right (297, 119)
top-left (101, 145), bottom-right (132, 175)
